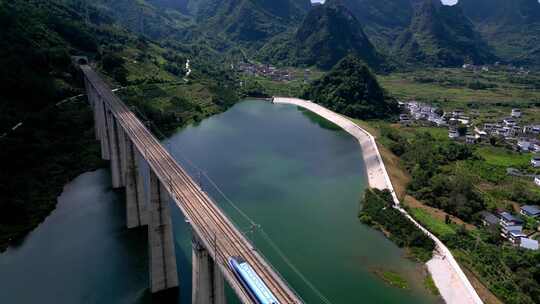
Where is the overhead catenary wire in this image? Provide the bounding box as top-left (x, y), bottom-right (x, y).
top-left (91, 82), bottom-right (298, 303)
top-left (134, 102), bottom-right (333, 304)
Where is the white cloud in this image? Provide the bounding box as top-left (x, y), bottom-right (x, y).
top-left (311, 0), bottom-right (459, 4)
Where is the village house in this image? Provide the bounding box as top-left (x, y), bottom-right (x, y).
top-left (484, 123), bottom-right (496, 132)
top-left (431, 117), bottom-right (447, 127)
top-left (523, 125), bottom-right (540, 135)
top-left (499, 212), bottom-right (524, 240)
top-left (518, 140), bottom-right (532, 152)
top-left (474, 128), bottom-right (488, 140)
top-left (520, 238), bottom-right (539, 250)
top-left (448, 128), bottom-right (459, 139)
top-left (498, 127), bottom-right (515, 138)
top-left (503, 118), bottom-right (518, 127)
top-left (532, 156), bottom-right (540, 168)
top-left (508, 230), bottom-right (527, 245)
top-left (452, 109), bottom-right (465, 118)
top-left (520, 205), bottom-right (540, 218)
top-left (466, 135), bottom-right (477, 144)
top-left (480, 211), bottom-right (500, 229)
top-left (450, 117), bottom-right (470, 125)
top-left (484, 123), bottom-right (500, 133)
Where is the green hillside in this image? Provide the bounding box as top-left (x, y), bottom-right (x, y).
top-left (459, 0), bottom-right (540, 67)
top-left (259, 0), bottom-right (385, 70)
top-left (0, 0), bottom-right (239, 251)
top-left (394, 0), bottom-right (495, 67)
top-left (304, 55), bottom-right (398, 119)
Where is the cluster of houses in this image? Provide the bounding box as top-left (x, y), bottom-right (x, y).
top-left (478, 109), bottom-right (540, 148)
top-left (236, 62), bottom-right (312, 83)
top-left (481, 205), bottom-right (540, 250)
top-left (236, 62), bottom-right (293, 81)
top-left (400, 101), bottom-right (540, 186)
top-left (462, 62), bottom-right (530, 75)
top-left (399, 101), bottom-right (447, 127)
top-left (399, 102), bottom-right (473, 138)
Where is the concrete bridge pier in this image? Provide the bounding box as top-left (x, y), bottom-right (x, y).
top-left (148, 171), bottom-right (179, 293)
top-left (116, 126), bottom-right (127, 187)
top-left (99, 100), bottom-right (110, 160)
top-left (98, 100), bottom-right (111, 161)
top-left (92, 90), bottom-right (102, 141)
top-left (192, 236), bottom-right (226, 304)
top-left (85, 81), bottom-right (101, 141)
top-left (125, 139), bottom-right (148, 228)
top-left (105, 110), bottom-right (123, 188)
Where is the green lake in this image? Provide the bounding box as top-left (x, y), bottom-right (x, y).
top-left (0, 99), bottom-right (441, 303)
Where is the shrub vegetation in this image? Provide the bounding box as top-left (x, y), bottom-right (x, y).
top-left (359, 188), bottom-right (435, 262)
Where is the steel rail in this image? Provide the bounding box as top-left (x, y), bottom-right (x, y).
top-left (81, 66), bottom-right (302, 304)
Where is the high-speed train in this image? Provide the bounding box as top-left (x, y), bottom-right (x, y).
top-left (228, 257), bottom-right (281, 304)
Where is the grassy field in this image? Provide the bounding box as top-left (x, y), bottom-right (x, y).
top-left (378, 68), bottom-right (540, 105)
top-left (475, 146), bottom-right (532, 168)
top-left (398, 126), bottom-right (450, 142)
top-left (409, 208), bottom-right (457, 238)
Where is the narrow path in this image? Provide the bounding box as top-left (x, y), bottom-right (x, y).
top-left (273, 97), bottom-right (483, 304)
top-left (184, 59), bottom-right (191, 82)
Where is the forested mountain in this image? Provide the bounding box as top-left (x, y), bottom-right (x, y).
top-left (259, 0), bottom-right (384, 70)
top-left (0, 0), bottom-right (240, 251)
top-left (63, 0), bottom-right (195, 41)
top-left (191, 0), bottom-right (311, 48)
top-left (394, 0), bottom-right (495, 67)
top-left (458, 0), bottom-right (540, 67)
top-left (55, 0), bottom-right (539, 69)
top-left (332, 0), bottom-right (505, 67)
top-left (330, 0), bottom-right (414, 52)
top-left (304, 55), bottom-right (398, 119)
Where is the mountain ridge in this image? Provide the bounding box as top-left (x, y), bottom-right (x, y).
top-left (259, 0), bottom-right (385, 70)
top-left (395, 0), bottom-right (495, 67)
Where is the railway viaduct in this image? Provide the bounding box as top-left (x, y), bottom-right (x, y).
top-left (79, 63), bottom-right (302, 304)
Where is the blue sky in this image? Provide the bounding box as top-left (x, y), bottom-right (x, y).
top-left (312, 0), bottom-right (459, 4)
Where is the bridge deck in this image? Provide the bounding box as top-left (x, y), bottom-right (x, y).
top-left (81, 66), bottom-right (302, 304)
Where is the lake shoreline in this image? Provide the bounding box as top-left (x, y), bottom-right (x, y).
top-left (0, 103), bottom-right (107, 253)
top-left (272, 97), bottom-right (483, 304)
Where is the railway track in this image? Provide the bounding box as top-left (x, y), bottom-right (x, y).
top-left (81, 66), bottom-right (302, 304)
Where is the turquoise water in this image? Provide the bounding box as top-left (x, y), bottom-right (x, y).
top-left (165, 100), bottom-right (439, 304)
top-left (0, 100), bottom-right (440, 303)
